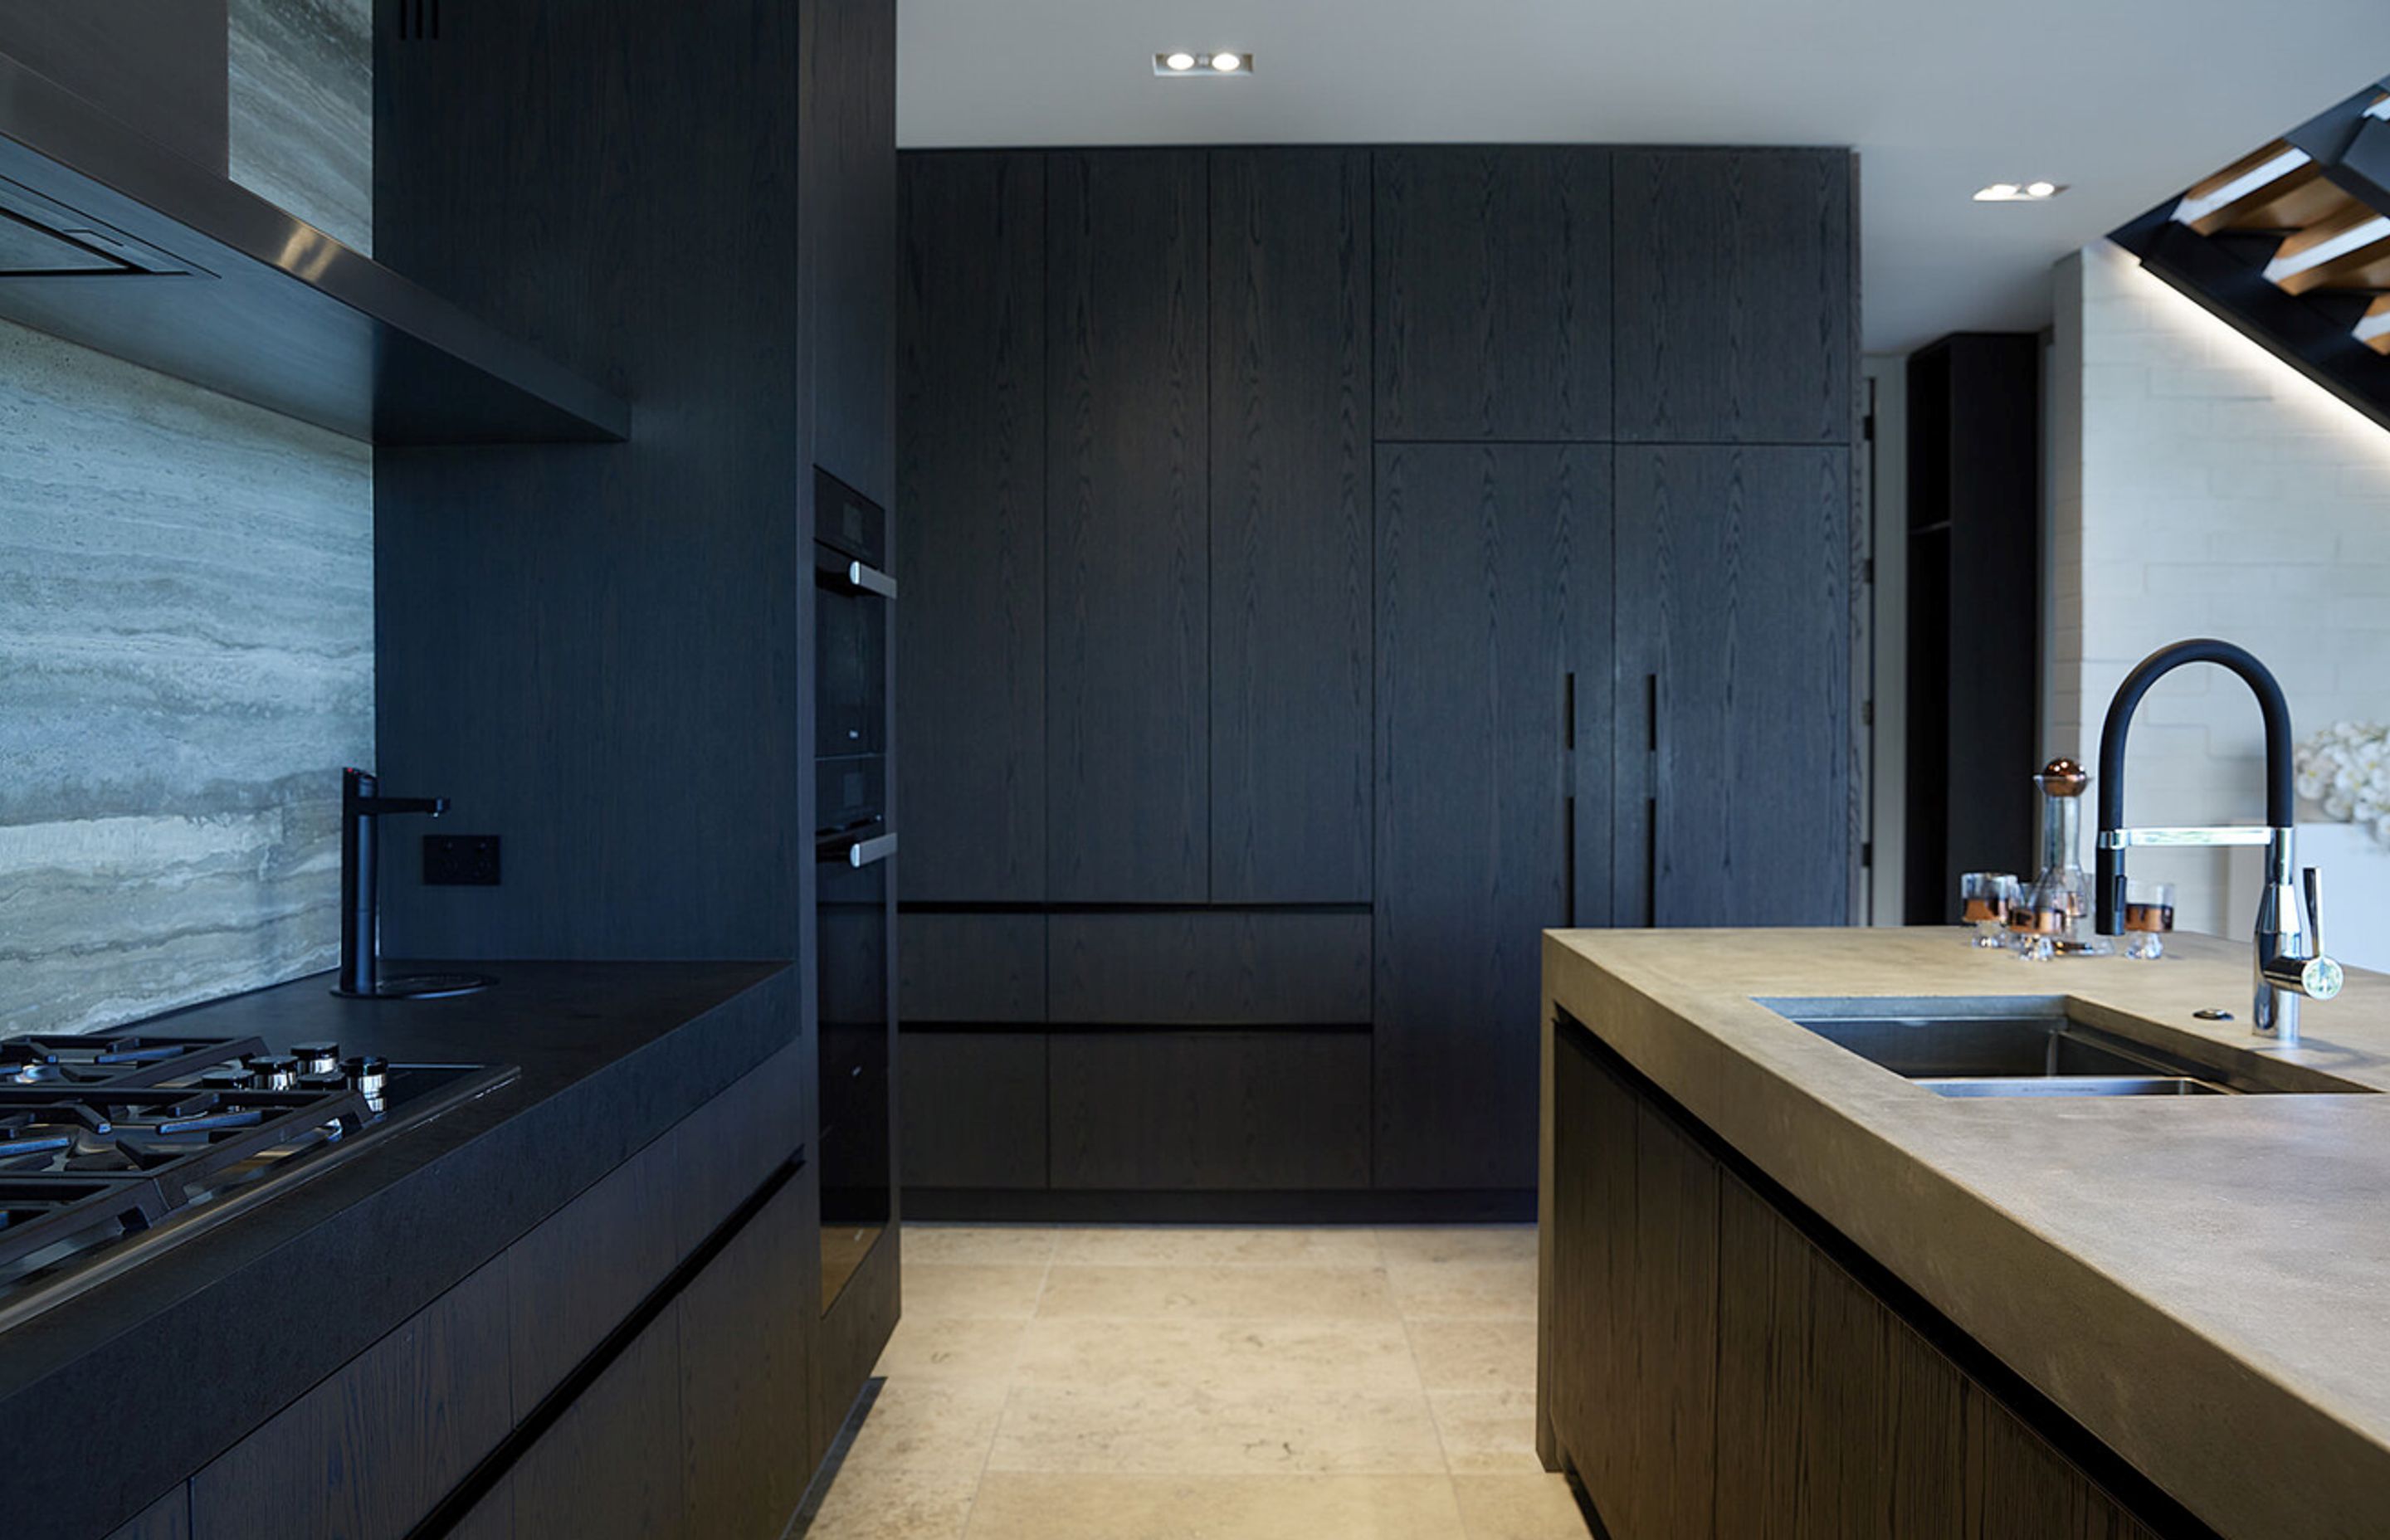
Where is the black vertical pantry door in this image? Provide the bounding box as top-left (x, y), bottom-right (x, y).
top-left (1373, 443), bottom-right (1613, 1191)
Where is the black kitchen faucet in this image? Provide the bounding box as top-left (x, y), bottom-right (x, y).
top-left (336, 767), bottom-right (492, 999)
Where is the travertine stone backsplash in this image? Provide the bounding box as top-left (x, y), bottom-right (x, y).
top-left (230, 0), bottom-right (372, 254)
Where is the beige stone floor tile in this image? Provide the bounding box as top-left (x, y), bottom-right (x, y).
top-left (963, 1471), bottom-right (1470, 1539)
top-left (1376, 1227), bottom-right (1539, 1267)
top-left (1388, 1261), bottom-right (1539, 1319)
top-left (1051, 1225), bottom-right (1384, 1267)
top-left (1036, 1264), bottom-right (1401, 1321)
top-left (1451, 1474), bottom-right (1593, 1539)
top-left (1407, 1318), bottom-right (1539, 1391)
top-left (1428, 1390), bottom-right (1546, 1474)
top-left (874, 1314), bottom-right (1032, 1382)
top-left (1015, 1315), bottom-right (1423, 1393)
top-left (806, 1465), bottom-right (981, 1540)
top-left (987, 1383), bottom-right (1449, 1476)
top-left (841, 1380), bottom-right (1011, 1473)
top-left (900, 1262), bottom-right (1049, 1319)
top-left (902, 1225), bottom-right (1061, 1265)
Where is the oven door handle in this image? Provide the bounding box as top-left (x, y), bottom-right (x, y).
top-left (819, 831), bottom-right (899, 869)
top-left (835, 559), bottom-right (898, 599)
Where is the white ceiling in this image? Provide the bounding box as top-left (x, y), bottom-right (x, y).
top-left (895, 0), bottom-right (2390, 353)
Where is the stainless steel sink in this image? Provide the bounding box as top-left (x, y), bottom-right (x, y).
top-left (1756, 997), bottom-right (2375, 1099)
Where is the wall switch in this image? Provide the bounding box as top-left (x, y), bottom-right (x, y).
top-left (423, 833), bottom-right (502, 885)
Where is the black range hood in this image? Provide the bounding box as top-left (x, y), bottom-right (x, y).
top-left (0, 51), bottom-right (629, 444)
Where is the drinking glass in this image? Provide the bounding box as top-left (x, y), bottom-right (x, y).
top-left (2123, 878), bottom-right (2175, 960)
top-left (1959, 872), bottom-right (2021, 948)
top-left (2006, 882), bottom-right (2066, 962)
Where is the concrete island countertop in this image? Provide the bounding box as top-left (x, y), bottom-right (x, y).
top-left (1540, 927), bottom-right (2390, 1540)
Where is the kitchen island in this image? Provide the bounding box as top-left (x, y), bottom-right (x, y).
top-left (1538, 928), bottom-right (2390, 1540)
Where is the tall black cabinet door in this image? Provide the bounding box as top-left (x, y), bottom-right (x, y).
top-left (1613, 446), bottom-right (1851, 927)
top-left (1046, 150), bottom-right (1209, 903)
top-left (1612, 149), bottom-right (1856, 446)
top-left (896, 152), bottom-right (1046, 903)
top-left (1373, 148), bottom-right (1612, 441)
top-left (1210, 149), bottom-right (1373, 904)
top-left (803, 0), bottom-right (897, 505)
top-left (1375, 444), bottom-right (1612, 1191)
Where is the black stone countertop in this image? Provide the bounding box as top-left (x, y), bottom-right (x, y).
top-left (0, 959), bottom-right (794, 1540)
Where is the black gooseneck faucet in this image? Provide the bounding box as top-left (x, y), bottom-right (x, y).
top-left (336, 768), bottom-right (490, 1000)
top-left (2095, 639), bottom-right (2340, 1043)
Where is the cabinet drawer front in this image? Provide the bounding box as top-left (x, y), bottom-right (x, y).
top-left (1047, 911), bottom-right (1369, 1026)
top-left (900, 1031), bottom-right (1047, 1189)
top-left (899, 912), bottom-right (1046, 1021)
top-left (1049, 1030), bottom-right (1370, 1190)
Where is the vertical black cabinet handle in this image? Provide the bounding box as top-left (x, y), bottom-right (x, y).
top-left (1645, 671), bottom-right (1661, 928)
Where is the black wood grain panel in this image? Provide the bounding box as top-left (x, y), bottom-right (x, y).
top-left (1613, 446), bottom-right (1851, 927)
top-left (898, 912), bottom-right (1046, 1021)
top-left (1210, 148), bottom-right (1373, 901)
top-left (1613, 149), bottom-right (1854, 445)
top-left (896, 152), bottom-right (1046, 903)
top-left (1373, 147), bottom-right (1612, 441)
top-left (681, 1172), bottom-right (814, 1540)
top-left (1970, 1391), bottom-right (2160, 1540)
top-left (1046, 149), bottom-right (1209, 902)
top-left (803, 0), bottom-right (896, 506)
top-left (190, 1258), bottom-right (512, 1540)
top-left (673, 1038), bottom-right (809, 1259)
top-left (814, 1222), bottom-right (900, 1468)
top-left (1049, 1031), bottom-right (1370, 1190)
top-left (1046, 911), bottom-right (1369, 1026)
top-left (444, 1476), bottom-right (510, 1540)
top-left (508, 1304), bottom-right (685, 1540)
top-left (375, 0), bottom-right (808, 959)
top-left (102, 1488), bottom-right (189, 1540)
top-left (899, 1031), bottom-right (1047, 1189)
top-left (0, 0), bottom-right (227, 173)
top-left (505, 1128), bottom-right (679, 1413)
top-left (1375, 444), bottom-right (1612, 1189)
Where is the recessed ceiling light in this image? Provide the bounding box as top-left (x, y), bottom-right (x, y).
top-left (1974, 181), bottom-right (2066, 202)
top-left (1153, 51), bottom-right (1254, 76)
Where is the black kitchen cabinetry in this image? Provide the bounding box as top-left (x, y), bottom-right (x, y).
top-left (1613, 446), bottom-right (1853, 927)
top-left (1904, 334), bottom-right (2043, 924)
top-left (898, 144), bottom-right (1856, 1214)
top-left (1544, 1021), bottom-right (2165, 1540)
top-left (1613, 149), bottom-right (1856, 445)
top-left (1375, 443), bottom-right (1612, 1191)
top-left (0, 0), bottom-right (227, 173)
top-left (1374, 147), bottom-right (1612, 441)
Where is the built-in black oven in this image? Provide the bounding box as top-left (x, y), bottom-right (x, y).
top-left (812, 467), bottom-right (894, 1313)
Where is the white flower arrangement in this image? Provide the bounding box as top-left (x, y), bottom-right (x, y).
top-left (2295, 722), bottom-right (2390, 846)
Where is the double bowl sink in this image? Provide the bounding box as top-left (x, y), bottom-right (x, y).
top-left (1759, 997), bottom-right (2374, 1099)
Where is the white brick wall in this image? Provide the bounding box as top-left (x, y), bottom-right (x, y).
top-left (2048, 241), bottom-right (2390, 934)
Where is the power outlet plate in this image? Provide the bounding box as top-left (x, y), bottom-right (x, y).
top-left (423, 833), bottom-right (501, 885)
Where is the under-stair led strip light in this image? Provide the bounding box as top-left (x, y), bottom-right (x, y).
top-left (2172, 147), bottom-right (2313, 227)
top-left (2263, 215), bottom-right (2390, 285)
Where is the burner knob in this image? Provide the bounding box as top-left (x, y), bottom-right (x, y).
top-left (342, 1055), bottom-right (389, 1096)
top-left (291, 1042), bottom-right (341, 1076)
top-left (247, 1056), bottom-right (299, 1091)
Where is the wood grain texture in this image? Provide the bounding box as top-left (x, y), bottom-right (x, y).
top-left (898, 911), bottom-right (1046, 1021)
top-left (1045, 149), bottom-right (1210, 903)
top-left (899, 1031), bottom-right (1048, 1189)
top-left (803, 0), bottom-right (895, 507)
top-left (1048, 1030), bottom-right (1371, 1190)
top-left (1969, 1391), bottom-right (2161, 1540)
top-left (1209, 148), bottom-right (1374, 902)
top-left (102, 1489), bottom-right (189, 1540)
top-left (1612, 149), bottom-right (1855, 445)
top-left (443, 1475), bottom-right (510, 1540)
top-left (681, 1172), bottom-right (814, 1540)
top-left (0, 0), bottom-right (227, 172)
top-left (814, 1221), bottom-right (900, 1468)
top-left (505, 1128), bottom-right (680, 1412)
top-left (374, 0), bottom-right (808, 960)
top-left (1373, 146), bottom-right (1612, 441)
top-left (1046, 910), bottom-right (1370, 1026)
top-left (508, 1304), bottom-right (686, 1540)
top-left (190, 1257), bottom-right (512, 1540)
top-left (1612, 446), bottom-right (1851, 927)
top-left (1375, 443), bottom-right (1612, 1190)
top-left (895, 152), bottom-right (1046, 903)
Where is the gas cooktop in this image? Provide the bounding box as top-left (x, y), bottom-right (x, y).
top-left (0, 1031), bottom-right (516, 1330)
